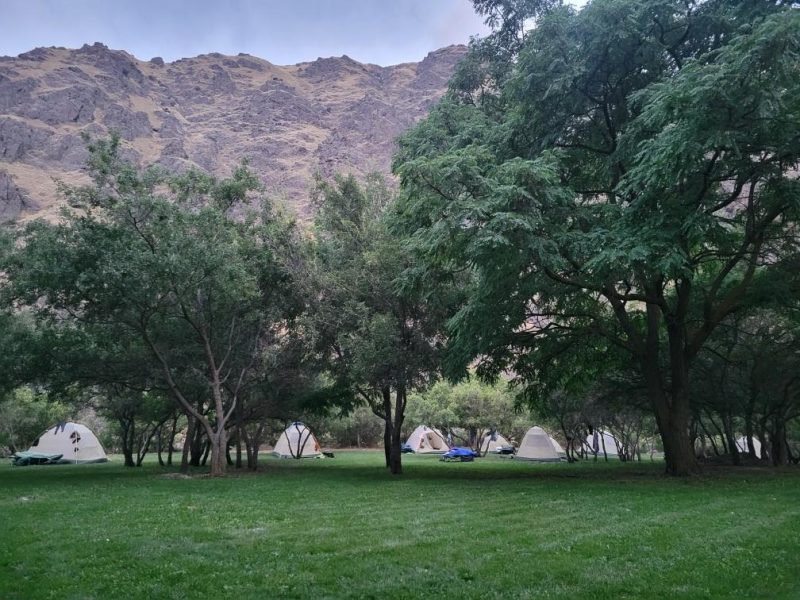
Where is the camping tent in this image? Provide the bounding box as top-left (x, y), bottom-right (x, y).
top-left (272, 422), bottom-right (322, 458)
top-left (585, 430), bottom-right (620, 457)
top-left (480, 431), bottom-right (512, 454)
top-left (20, 422), bottom-right (108, 464)
top-left (736, 436), bottom-right (762, 459)
top-left (515, 426), bottom-right (564, 462)
top-left (404, 425), bottom-right (450, 454)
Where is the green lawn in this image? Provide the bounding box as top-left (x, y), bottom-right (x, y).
top-left (1, 452), bottom-right (798, 599)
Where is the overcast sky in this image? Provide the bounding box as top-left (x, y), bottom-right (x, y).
top-left (0, 0), bottom-right (498, 66)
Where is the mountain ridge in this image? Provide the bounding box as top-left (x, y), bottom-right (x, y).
top-left (0, 42), bottom-right (466, 221)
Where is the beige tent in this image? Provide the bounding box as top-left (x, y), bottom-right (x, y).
top-left (480, 431), bottom-right (512, 454)
top-left (585, 430), bottom-right (620, 457)
top-left (29, 422), bottom-right (108, 463)
top-left (736, 436), bottom-right (762, 459)
top-left (405, 425), bottom-right (449, 454)
top-left (272, 422), bottom-right (321, 458)
top-left (514, 426), bottom-right (564, 462)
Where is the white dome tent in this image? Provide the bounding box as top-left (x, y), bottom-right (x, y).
top-left (586, 430), bottom-right (620, 458)
top-left (26, 422), bottom-right (108, 464)
top-left (272, 422), bottom-right (322, 458)
top-left (404, 425), bottom-right (450, 454)
top-left (514, 426), bottom-right (565, 462)
top-left (480, 431), bottom-right (512, 454)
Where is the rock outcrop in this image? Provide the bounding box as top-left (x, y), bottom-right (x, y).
top-left (0, 170), bottom-right (36, 222)
top-left (0, 43), bottom-right (465, 220)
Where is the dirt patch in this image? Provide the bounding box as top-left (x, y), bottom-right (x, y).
top-left (159, 472), bottom-right (193, 480)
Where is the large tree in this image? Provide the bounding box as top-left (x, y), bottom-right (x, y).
top-left (7, 137), bottom-right (304, 476)
top-left (394, 0), bottom-right (800, 474)
top-left (308, 174), bottom-right (451, 474)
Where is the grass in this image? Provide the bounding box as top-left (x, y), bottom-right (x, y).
top-left (1, 452), bottom-right (798, 599)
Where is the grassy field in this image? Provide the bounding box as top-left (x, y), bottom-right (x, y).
top-left (1, 452), bottom-right (798, 599)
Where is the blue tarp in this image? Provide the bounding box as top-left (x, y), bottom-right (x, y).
top-left (440, 447), bottom-right (479, 462)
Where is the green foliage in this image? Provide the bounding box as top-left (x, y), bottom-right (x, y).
top-left (312, 405), bottom-right (385, 448)
top-left (692, 309), bottom-right (800, 463)
top-left (309, 173), bottom-right (448, 403)
top-left (405, 378), bottom-right (527, 442)
top-left (0, 388), bottom-right (68, 455)
top-left (394, 0), bottom-right (800, 474)
top-left (5, 138), bottom-right (306, 474)
top-left (308, 172), bottom-right (457, 472)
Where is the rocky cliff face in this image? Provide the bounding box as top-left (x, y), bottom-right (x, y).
top-left (0, 42), bottom-right (465, 221)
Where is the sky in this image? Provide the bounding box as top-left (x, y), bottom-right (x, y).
top-left (0, 0), bottom-right (496, 66)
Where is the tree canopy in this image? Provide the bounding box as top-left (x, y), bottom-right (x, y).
top-left (393, 0), bottom-right (800, 475)
top-left (6, 136), bottom-right (305, 475)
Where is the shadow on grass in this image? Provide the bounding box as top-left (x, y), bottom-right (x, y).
top-left (2, 453), bottom-right (797, 491)
top-left (240, 455), bottom-right (800, 486)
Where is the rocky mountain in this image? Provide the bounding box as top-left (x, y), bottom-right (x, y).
top-left (0, 42), bottom-right (466, 221)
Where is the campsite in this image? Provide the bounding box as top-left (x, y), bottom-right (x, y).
top-left (2, 0), bottom-right (800, 597)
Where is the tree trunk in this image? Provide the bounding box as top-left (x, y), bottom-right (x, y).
top-left (180, 416), bottom-right (194, 474)
top-left (642, 343), bottom-right (698, 474)
top-left (698, 418), bottom-right (721, 456)
top-left (156, 425), bottom-right (165, 466)
top-left (190, 419), bottom-right (204, 467)
top-left (382, 386), bottom-right (392, 468)
top-left (646, 378), bottom-right (697, 475)
top-left (559, 421), bottom-right (575, 463)
top-left (770, 420), bottom-right (789, 466)
top-left (745, 386), bottom-right (758, 460)
top-left (235, 429), bottom-right (243, 469)
top-left (167, 414), bottom-right (178, 466)
top-left (388, 385), bottom-right (407, 475)
top-left (119, 418), bottom-right (136, 468)
top-left (208, 428), bottom-right (227, 477)
top-left (638, 294), bottom-right (699, 476)
top-left (136, 422), bottom-right (159, 466)
top-left (239, 425), bottom-right (254, 470)
top-left (122, 447), bottom-right (135, 467)
top-left (600, 431), bottom-right (609, 462)
top-left (661, 407), bottom-right (697, 476)
top-left (389, 436), bottom-right (403, 474)
top-left (723, 413), bottom-right (740, 466)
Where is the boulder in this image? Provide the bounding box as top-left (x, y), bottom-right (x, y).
top-left (0, 171), bottom-right (36, 222)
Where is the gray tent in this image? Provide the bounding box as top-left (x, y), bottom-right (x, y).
top-left (514, 426), bottom-right (564, 462)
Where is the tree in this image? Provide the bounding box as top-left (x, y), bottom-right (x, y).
top-left (394, 0), bottom-right (800, 475)
top-left (7, 136), bottom-right (304, 476)
top-left (99, 387), bottom-right (174, 467)
top-left (308, 174), bottom-right (451, 474)
top-left (693, 310), bottom-right (800, 465)
top-left (0, 388), bottom-right (68, 455)
top-left (406, 378), bottom-right (523, 454)
top-left (404, 381), bottom-right (459, 438)
top-left (233, 335), bottom-right (328, 469)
